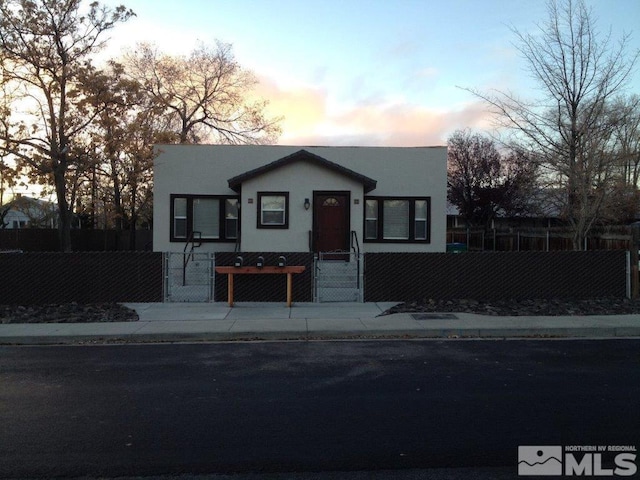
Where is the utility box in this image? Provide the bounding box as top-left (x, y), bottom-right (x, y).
top-left (446, 242), bottom-right (467, 253)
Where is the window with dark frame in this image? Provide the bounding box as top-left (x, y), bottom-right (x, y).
top-left (173, 197), bottom-right (187, 239)
top-left (365, 199), bottom-right (378, 240)
top-left (414, 199), bottom-right (428, 240)
top-left (225, 198), bottom-right (239, 239)
top-left (257, 192), bottom-right (289, 229)
top-left (170, 195), bottom-right (239, 242)
top-left (383, 199), bottom-right (410, 240)
top-left (193, 198), bottom-right (219, 239)
top-left (363, 196), bottom-right (431, 243)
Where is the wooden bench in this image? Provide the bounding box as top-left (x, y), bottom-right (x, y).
top-left (214, 266), bottom-right (306, 307)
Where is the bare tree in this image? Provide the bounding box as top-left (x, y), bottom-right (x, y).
top-left (447, 130), bottom-right (538, 228)
top-left (591, 95), bottom-right (640, 223)
top-left (0, 0), bottom-right (134, 251)
top-left (0, 50), bottom-right (18, 207)
top-left (123, 42), bottom-right (282, 145)
top-left (78, 61), bottom-right (167, 247)
top-left (612, 96), bottom-right (640, 189)
top-left (467, 0), bottom-right (639, 249)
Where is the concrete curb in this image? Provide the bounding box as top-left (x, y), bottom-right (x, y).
top-left (1, 303), bottom-right (639, 345)
top-left (2, 326), bottom-right (639, 345)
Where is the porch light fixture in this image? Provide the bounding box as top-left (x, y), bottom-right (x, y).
top-left (304, 198), bottom-right (310, 210)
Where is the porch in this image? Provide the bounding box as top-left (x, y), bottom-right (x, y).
top-left (164, 250), bottom-right (363, 304)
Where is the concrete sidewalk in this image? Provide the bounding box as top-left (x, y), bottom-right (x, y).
top-left (0, 302), bottom-right (639, 345)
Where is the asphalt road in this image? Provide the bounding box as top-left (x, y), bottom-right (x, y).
top-left (0, 339), bottom-right (638, 479)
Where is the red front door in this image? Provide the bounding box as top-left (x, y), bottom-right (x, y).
top-left (314, 193), bottom-right (350, 253)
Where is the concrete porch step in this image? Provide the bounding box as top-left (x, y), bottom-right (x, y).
top-left (316, 287), bottom-right (361, 302)
top-left (317, 274), bottom-right (359, 282)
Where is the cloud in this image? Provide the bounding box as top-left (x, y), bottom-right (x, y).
top-left (254, 77), bottom-right (328, 139)
top-left (254, 75), bottom-right (495, 147)
top-left (329, 101), bottom-right (494, 146)
top-left (415, 67), bottom-right (440, 79)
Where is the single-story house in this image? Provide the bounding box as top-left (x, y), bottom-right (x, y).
top-left (1, 195), bottom-right (58, 229)
top-left (153, 145), bottom-right (447, 255)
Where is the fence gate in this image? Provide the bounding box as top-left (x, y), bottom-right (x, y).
top-left (314, 251), bottom-right (363, 302)
top-left (164, 252), bottom-right (214, 302)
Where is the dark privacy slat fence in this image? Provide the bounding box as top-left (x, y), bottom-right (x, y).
top-left (364, 251), bottom-right (628, 302)
top-left (0, 229), bottom-right (153, 252)
top-left (0, 250), bottom-right (628, 305)
top-left (0, 252), bottom-right (163, 304)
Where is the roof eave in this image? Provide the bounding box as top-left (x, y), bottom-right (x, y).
top-left (228, 149), bottom-right (377, 193)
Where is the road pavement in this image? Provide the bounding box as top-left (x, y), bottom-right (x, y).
top-left (1, 339), bottom-right (638, 478)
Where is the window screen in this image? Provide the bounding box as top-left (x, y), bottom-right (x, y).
top-left (383, 200), bottom-right (409, 240)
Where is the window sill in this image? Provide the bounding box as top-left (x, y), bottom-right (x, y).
top-left (257, 224), bottom-right (289, 230)
top-left (363, 239), bottom-right (431, 244)
top-left (170, 238), bottom-right (237, 243)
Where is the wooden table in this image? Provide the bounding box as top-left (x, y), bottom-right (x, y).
top-left (214, 266), bottom-right (306, 307)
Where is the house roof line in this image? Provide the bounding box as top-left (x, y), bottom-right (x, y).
top-left (155, 144), bottom-right (446, 149)
top-left (227, 149), bottom-right (378, 193)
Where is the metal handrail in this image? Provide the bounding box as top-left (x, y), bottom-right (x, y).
top-left (350, 230), bottom-right (361, 291)
top-left (182, 230), bottom-right (202, 286)
top-left (350, 230), bottom-right (360, 256)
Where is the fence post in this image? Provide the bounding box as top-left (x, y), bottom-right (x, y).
top-left (209, 252), bottom-right (215, 302)
top-left (546, 230), bottom-right (550, 252)
top-left (631, 223), bottom-right (640, 299)
top-left (163, 252), bottom-right (168, 302)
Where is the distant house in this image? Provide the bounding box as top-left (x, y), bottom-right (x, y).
top-left (446, 201), bottom-right (562, 230)
top-left (153, 145), bottom-right (448, 254)
top-left (0, 195), bottom-right (58, 229)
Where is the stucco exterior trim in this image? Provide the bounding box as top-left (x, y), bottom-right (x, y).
top-left (227, 149), bottom-right (377, 193)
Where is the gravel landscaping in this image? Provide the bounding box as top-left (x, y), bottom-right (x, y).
top-left (382, 297), bottom-right (640, 316)
top-left (0, 303), bottom-right (139, 324)
top-left (1, 298), bottom-right (640, 324)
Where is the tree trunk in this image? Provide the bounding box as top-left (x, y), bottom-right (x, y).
top-left (129, 223), bottom-right (137, 251)
top-left (53, 168), bottom-right (72, 252)
top-left (128, 213), bottom-right (137, 251)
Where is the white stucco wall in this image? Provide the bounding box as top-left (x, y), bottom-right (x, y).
top-left (240, 162), bottom-right (363, 252)
top-left (153, 145), bottom-right (447, 253)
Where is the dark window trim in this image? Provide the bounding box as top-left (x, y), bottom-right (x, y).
top-left (257, 192), bottom-right (289, 229)
top-left (170, 194), bottom-right (240, 242)
top-left (363, 196), bottom-right (431, 243)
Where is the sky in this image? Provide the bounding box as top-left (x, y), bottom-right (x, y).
top-left (77, 0), bottom-right (640, 147)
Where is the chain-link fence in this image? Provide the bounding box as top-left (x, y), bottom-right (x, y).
top-left (447, 227), bottom-right (633, 251)
top-left (0, 250), bottom-right (630, 305)
top-left (0, 251), bottom-right (163, 304)
top-left (164, 252), bottom-right (214, 302)
top-left (314, 252), bottom-right (363, 302)
top-left (364, 251), bottom-right (628, 302)
top-left (0, 229), bottom-right (153, 251)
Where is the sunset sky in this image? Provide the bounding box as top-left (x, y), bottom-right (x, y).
top-left (88, 0), bottom-right (640, 146)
